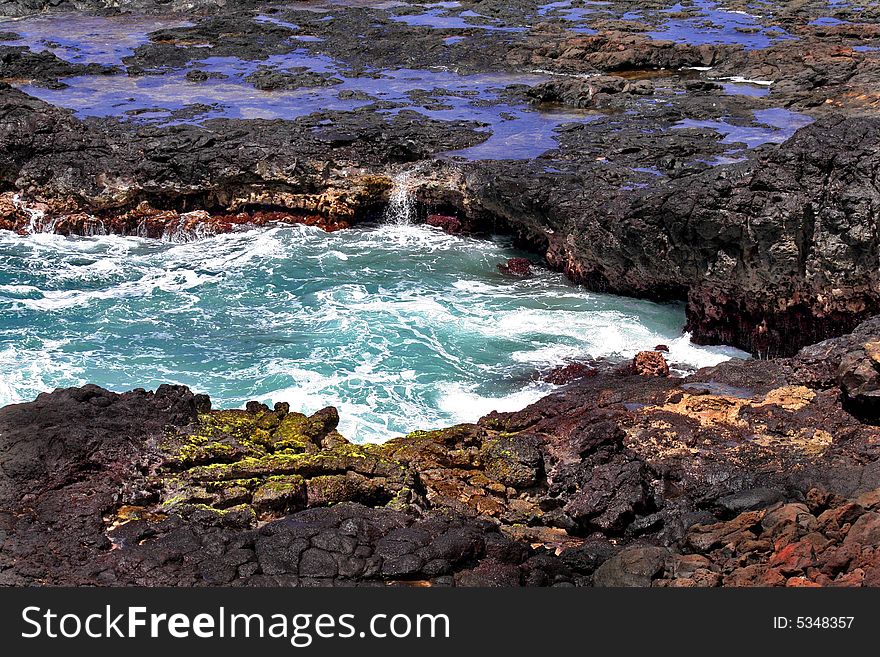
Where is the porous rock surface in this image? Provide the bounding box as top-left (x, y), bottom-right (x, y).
top-left (0, 1), bottom-right (879, 354)
top-left (4, 318), bottom-right (880, 586)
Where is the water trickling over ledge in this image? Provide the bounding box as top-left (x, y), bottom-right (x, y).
top-left (383, 167), bottom-right (422, 225)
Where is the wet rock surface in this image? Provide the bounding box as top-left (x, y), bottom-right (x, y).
top-left (0, 45), bottom-right (117, 86)
top-left (4, 317), bottom-right (880, 586)
top-left (2, 0), bottom-right (880, 586)
top-left (0, 1), bottom-right (877, 354)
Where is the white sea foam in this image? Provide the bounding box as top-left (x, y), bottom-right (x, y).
top-left (437, 381), bottom-right (553, 422)
top-left (0, 339), bottom-right (85, 405)
top-left (11, 267), bottom-right (215, 311)
top-left (666, 332), bottom-right (749, 371)
top-left (0, 224), bottom-right (750, 443)
top-left (718, 75), bottom-right (774, 86)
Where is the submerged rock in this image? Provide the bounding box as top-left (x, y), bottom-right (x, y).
top-left (497, 257), bottom-right (533, 277)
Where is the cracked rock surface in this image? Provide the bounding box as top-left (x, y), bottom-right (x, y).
top-left (4, 318), bottom-right (880, 586)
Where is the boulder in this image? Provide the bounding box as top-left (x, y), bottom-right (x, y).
top-left (593, 546), bottom-right (671, 587)
top-left (633, 351), bottom-right (670, 377)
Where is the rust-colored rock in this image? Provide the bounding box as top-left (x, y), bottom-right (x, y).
top-left (542, 362), bottom-right (597, 385)
top-left (426, 214), bottom-right (462, 234)
top-left (497, 258), bottom-right (533, 277)
top-left (632, 351), bottom-right (670, 377)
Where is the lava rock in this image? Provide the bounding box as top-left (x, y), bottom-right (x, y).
top-left (426, 214), bottom-right (462, 234)
top-left (497, 258), bottom-right (532, 277)
top-left (632, 351), bottom-right (670, 377)
top-left (542, 362), bottom-right (597, 385)
top-left (593, 546), bottom-right (671, 587)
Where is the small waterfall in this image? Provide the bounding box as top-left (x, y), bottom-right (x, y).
top-left (162, 212), bottom-right (216, 243)
top-left (12, 194), bottom-right (47, 234)
top-left (383, 167), bottom-right (420, 225)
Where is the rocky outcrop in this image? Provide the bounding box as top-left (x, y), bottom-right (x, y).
top-left (245, 66), bottom-right (342, 91)
top-left (511, 31), bottom-right (733, 73)
top-left (0, 0), bottom-right (259, 16)
top-left (5, 317), bottom-right (880, 586)
top-left (6, 84), bottom-right (876, 354)
top-left (0, 45), bottom-right (118, 87)
top-left (527, 75), bottom-right (654, 110)
top-left (447, 115), bottom-right (880, 356)
top-left (0, 82), bottom-right (481, 220)
top-left (0, 2), bottom-right (879, 355)
top-left (631, 351), bottom-right (669, 377)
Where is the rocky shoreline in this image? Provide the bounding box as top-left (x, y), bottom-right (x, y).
top-left (0, 1), bottom-right (878, 354)
top-left (2, 1), bottom-right (880, 586)
top-left (3, 319), bottom-right (880, 586)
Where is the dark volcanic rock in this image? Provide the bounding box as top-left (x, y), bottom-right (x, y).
top-left (528, 75), bottom-right (653, 109)
top-left (593, 545), bottom-right (670, 587)
top-left (3, 0), bottom-right (880, 586)
top-left (184, 69), bottom-right (227, 82)
top-left (541, 362), bottom-right (597, 385)
top-left (449, 115), bottom-right (880, 356)
top-left (0, 83), bottom-right (485, 222)
top-left (5, 317), bottom-right (880, 586)
top-left (837, 341), bottom-right (880, 422)
top-left (0, 45), bottom-right (119, 87)
top-left (0, 384), bottom-right (200, 585)
top-left (0, 1), bottom-right (878, 355)
top-left (246, 65), bottom-right (342, 91)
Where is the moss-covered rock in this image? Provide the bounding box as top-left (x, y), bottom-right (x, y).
top-left (252, 475), bottom-right (307, 512)
top-left (306, 471), bottom-right (392, 507)
top-left (482, 434), bottom-right (543, 490)
top-left (140, 399), bottom-right (547, 531)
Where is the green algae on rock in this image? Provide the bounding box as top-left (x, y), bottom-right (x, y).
top-left (145, 401), bottom-right (546, 528)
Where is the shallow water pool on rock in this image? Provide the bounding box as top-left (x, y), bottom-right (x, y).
top-left (0, 224), bottom-right (746, 442)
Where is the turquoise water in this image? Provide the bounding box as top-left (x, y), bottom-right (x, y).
top-left (0, 224), bottom-right (745, 442)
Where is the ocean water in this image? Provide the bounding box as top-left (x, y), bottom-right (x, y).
top-left (0, 223), bottom-right (746, 442)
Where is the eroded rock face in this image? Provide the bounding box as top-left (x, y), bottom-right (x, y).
top-left (453, 115), bottom-right (880, 356)
top-left (4, 85), bottom-right (877, 355)
top-left (0, 82), bottom-right (480, 222)
top-left (0, 1), bottom-right (878, 355)
top-left (5, 317), bottom-right (880, 586)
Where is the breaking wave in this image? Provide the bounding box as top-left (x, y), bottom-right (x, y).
top-left (0, 224), bottom-right (748, 442)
